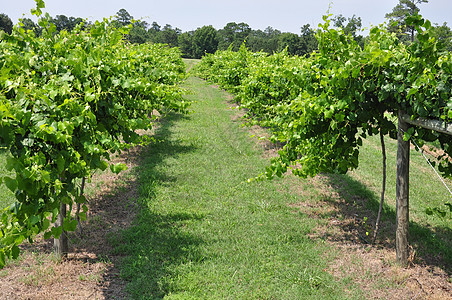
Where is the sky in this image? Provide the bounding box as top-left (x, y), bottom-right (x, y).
top-left (2, 0), bottom-right (452, 34)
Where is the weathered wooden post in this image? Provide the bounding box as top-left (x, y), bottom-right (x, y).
top-left (54, 202), bottom-right (68, 259)
top-left (396, 113), bottom-right (452, 266)
top-left (396, 110), bottom-right (410, 266)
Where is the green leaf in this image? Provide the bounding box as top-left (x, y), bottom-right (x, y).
top-left (3, 177), bottom-right (17, 192)
top-left (78, 212), bottom-right (87, 222)
top-left (99, 160), bottom-right (108, 171)
top-left (51, 226), bottom-right (63, 239)
top-left (29, 215), bottom-right (40, 225)
top-left (31, 0), bottom-right (45, 17)
top-left (40, 170), bottom-right (51, 183)
top-left (44, 231), bottom-right (52, 240)
top-left (445, 203), bottom-right (452, 212)
top-left (324, 109), bottom-right (334, 119)
top-left (403, 132), bottom-right (411, 142)
top-left (56, 155), bottom-right (65, 174)
top-left (63, 218), bottom-right (78, 232)
top-left (75, 195), bottom-right (86, 204)
top-left (61, 196), bottom-right (72, 205)
top-left (42, 219), bottom-right (50, 231)
top-left (5, 157), bottom-right (16, 171)
top-left (85, 93), bottom-right (95, 102)
top-left (0, 251), bottom-right (5, 268)
top-left (436, 209), bottom-right (446, 218)
top-left (36, 0), bottom-right (45, 9)
top-left (14, 235), bottom-right (25, 245)
top-left (407, 88), bottom-right (418, 99)
top-left (52, 208), bottom-right (59, 223)
top-left (54, 179), bottom-right (63, 194)
top-left (110, 163), bottom-right (128, 174)
top-left (11, 245), bottom-right (20, 260)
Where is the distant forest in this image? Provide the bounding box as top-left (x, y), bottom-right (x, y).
top-left (1, 5), bottom-right (451, 58)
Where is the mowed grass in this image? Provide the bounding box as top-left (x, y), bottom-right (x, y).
top-left (346, 133), bottom-right (452, 268)
top-left (108, 76), bottom-right (343, 299)
top-left (182, 58), bottom-right (200, 72)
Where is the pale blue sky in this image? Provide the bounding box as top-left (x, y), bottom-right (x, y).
top-left (3, 0), bottom-right (452, 33)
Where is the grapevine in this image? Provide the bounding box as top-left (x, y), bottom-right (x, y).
top-left (195, 14), bottom-right (452, 180)
top-left (0, 0), bottom-right (188, 266)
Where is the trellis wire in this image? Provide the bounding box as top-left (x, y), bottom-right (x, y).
top-left (407, 132), bottom-right (452, 197)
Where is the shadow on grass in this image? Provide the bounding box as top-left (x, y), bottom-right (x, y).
top-left (108, 211), bottom-right (204, 298)
top-left (102, 111), bottom-right (205, 298)
top-left (16, 112), bottom-right (201, 299)
top-left (318, 173), bottom-right (451, 275)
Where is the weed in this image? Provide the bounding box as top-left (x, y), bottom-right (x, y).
top-left (79, 273), bottom-right (101, 282)
top-left (96, 254), bottom-right (112, 264)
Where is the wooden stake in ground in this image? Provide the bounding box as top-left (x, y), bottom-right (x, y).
top-left (372, 126), bottom-right (386, 244)
top-left (396, 111), bottom-right (410, 266)
top-left (54, 201), bottom-right (68, 258)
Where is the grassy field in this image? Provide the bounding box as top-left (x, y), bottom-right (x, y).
top-left (183, 58), bottom-right (199, 72)
top-left (0, 62), bottom-right (450, 298)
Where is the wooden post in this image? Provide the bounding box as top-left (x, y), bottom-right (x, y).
top-left (54, 201), bottom-right (68, 259)
top-left (401, 114), bottom-right (452, 136)
top-left (396, 111), bottom-right (410, 266)
top-left (394, 113), bottom-right (452, 265)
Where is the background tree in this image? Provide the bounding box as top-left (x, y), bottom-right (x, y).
top-left (129, 20), bottom-right (150, 44)
top-left (333, 15), bottom-right (362, 36)
top-left (147, 21), bottom-right (161, 43)
top-left (278, 32), bottom-right (303, 55)
top-left (247, 26), bottom-right (281, 54)
top-left (19, 18), bottom-right (42, 35)
top-left (112, 9), bottom-right (134, 42)
top-left (247, 29), bottom-right (268, 53)
top-left (218, 22), bottom-right (251, 51)
top-left (431, 22), bottom-right (452, 52)
top-left (178, 31), bottom-right (194, 58)
top-left (386, 0), bottom-right (428, 42)
top-left (192, 25), bottom-right (218, 58)
top-left (333, 14), bottom-right (364, 47)
top-left (299, 24), bottom-right (318, 55)
top-left (262, 26), bottom-right (282, 53)
top-left (114, 8), bottom-right (133, 27)
top-left (51, 15), bottom-right (70, 31)
top-left (159, 24), bottom-right (180, 47)
top-left (50, 15), bottom-right (84, 32)
top-left (0, 13), bottom-right (13, 34)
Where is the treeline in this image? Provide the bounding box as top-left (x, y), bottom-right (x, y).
top-left (0, 9), bottom-right (318, 58)
top-left (1, 5), bottom-right (452, 59)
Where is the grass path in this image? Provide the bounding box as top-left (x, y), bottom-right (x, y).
top-left (110, 76), bottom-right (343, 299)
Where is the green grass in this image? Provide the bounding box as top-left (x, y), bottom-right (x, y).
top-left (109, 76), bottom-right (343, 299)
top-left (346, 133), bottom-right (452, 269)
top-left (0, 149), bottom-right (15, 210)
top-left (183, 58), bottom-right (200, 73)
